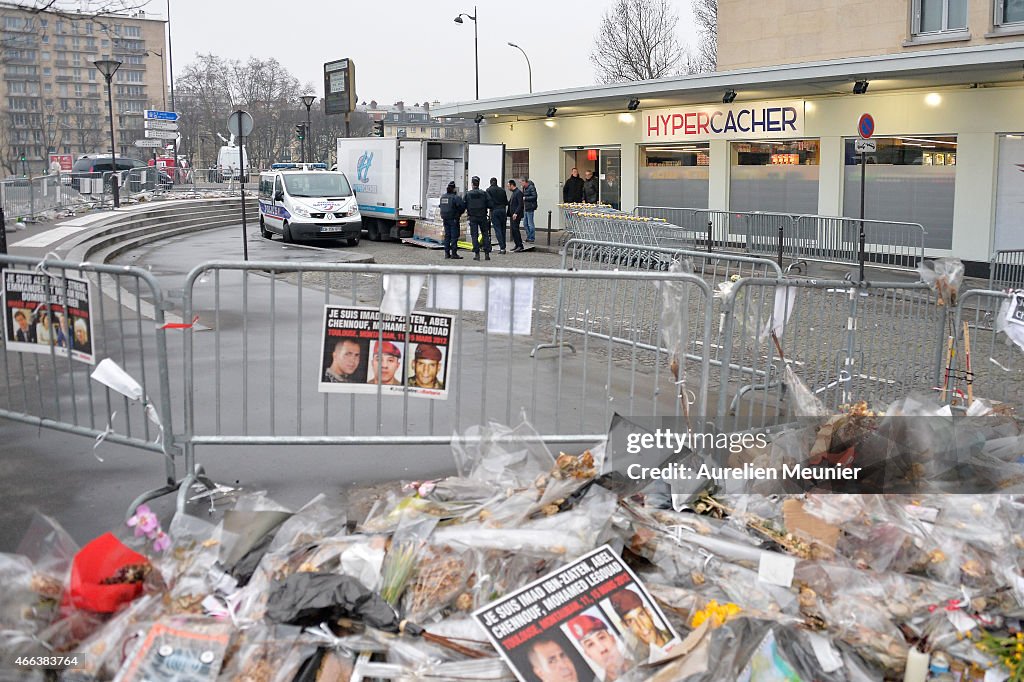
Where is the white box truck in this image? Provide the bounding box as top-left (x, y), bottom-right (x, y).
top-left (336, 137), bottom-right (505, 241)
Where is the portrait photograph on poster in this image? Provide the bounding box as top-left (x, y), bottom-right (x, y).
top-left (318, 305), bottom-right (452, 399)
top-left (3, 270), bottom-right (95, 365)
top-left (474, 545), bottom-right (683, 682)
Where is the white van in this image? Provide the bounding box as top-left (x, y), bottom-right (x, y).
top-left (215, 144), bottom-right (249, 182)
top-left (257, 163), bottom-right (361, 245)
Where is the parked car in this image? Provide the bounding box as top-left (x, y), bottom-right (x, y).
top-left (70, 156), bottom-right (171, 192)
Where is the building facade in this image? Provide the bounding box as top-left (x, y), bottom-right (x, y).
top-left (1, 2), bottom-right (167, 176)
top-left (718, 0), bottom-right (1024, 70)
top-left (365, 100), bottom-right (476, 141)
top-left (435, 5), bottom-right (1024, 274)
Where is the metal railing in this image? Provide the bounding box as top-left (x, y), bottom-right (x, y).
top-left (180, 261), bottom-right (712, 467)
top-left (0, 253), bottom-right (179, 511)
top-left (4, 250), bottom-right (1024, 515)
top-left (0, 173), bottom-right (79, 218)
top-left (633, 205), bottom-right (926, 273)
top-left (952, 289), bottom-right (1023, 409)
top-left (716, 278), bottom-right (947, 427)
top-left (990, 249), bottom-right (1024, 291)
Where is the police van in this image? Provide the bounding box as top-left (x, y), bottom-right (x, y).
top-left (257, 163), bottom-right (362, 245)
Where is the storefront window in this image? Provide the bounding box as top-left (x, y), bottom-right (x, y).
top-left (506, 149), bottom-right (529, 182)
top-left (841, 136), bottom-right (956, 249)
top-left (729, 140), bottom-right (820, 215)
top-left (638, 144), bottom-right (710, 208)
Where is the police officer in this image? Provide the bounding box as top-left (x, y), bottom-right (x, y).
top-left (439, 180), bottom-right (465, 259)
top-left (485, 177), bottom-right (508, 254)
top-left (463, 176), bottom-right (493, 261)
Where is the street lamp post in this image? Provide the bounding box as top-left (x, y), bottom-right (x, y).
top-left (454, 7), bottom-right (479, 142)
top-left (145, 49), bottom-right (167, 164)
top-left (93, 59), bottom-right (122, 208)
top-left (507, 42), bottom-right (532, 93)
top-left (166, 0), bottom-right (179, 182)
top-left (146, 49), bottom-right (167, 109)
top-left (301, 95), bottom-right (315, 164)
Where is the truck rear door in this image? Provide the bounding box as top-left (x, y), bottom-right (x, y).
top-left (467, 143), bottom-right (506, 189)
top-left (398, 139), bottom-right (427, 219)
top-left (337, 137), bottom-right (400, 220)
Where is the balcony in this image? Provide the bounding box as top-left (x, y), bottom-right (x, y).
top-left (55, 75), bottom-right (72, 82)
top-left (4, 72), bottom-right (40, 81)
top-left (55, 60), bottom-right (69, 67)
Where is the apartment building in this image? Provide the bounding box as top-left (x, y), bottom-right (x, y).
top-left (367, 100), bottom-right (477, 142)
top-left (1, 2), bottom-right (167, 176)
top-left (717, 0), bottom-right (1024, 70)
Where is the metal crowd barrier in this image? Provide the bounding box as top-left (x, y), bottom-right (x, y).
top-left (0, 253), bottom-right (179, 511)
top-left (633, 206), bottom-right (926, 272)
top-left (179, 261), bottom-right (712, 471)
top-left (716, 278), bottom-right (946, 427)
top-left (793, 215), bottom-right (926, 271)
top-left (542, 239), bottom-right (782, 387)
top-left (952, 289), bottom-right (1023, 409)
top-left (5, 251), bottom-right (1024, 516)
top-left (990, 249), bottom-right (1024, 291)
top-left (0, 173), bottom-right (78, 218)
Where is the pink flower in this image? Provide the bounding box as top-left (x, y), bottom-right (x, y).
top-left (127, 504), bottom-right (159, 538)
top-left (151, 530), bottom-right (171, 553)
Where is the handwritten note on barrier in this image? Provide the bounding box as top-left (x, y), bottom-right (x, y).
top-left (487, 277), bottom-right (534, 335)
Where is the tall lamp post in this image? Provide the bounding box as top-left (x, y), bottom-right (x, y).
top-left (93, 58), bottom-right (122, 208)
top-left (454, 7), bottom-right (479, 142)
top-left (166, 0), bottom-right (178, 182)
top-left (507, 42), bottom-right (532, 93)
top-left (146, 49), bottom-right (167, 109)
top-left (301, 95), bottom-right (315, 164)
top-left (145, 49), bottom-right (166, 164)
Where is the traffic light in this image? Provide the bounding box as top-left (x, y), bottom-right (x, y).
top-left (373, 120), bottom-right (384, 137)
top-left (295, 122), bottom-right (306, 140)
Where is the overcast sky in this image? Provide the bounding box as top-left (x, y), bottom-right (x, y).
top-left (144, 0), bottom-right (701, 105)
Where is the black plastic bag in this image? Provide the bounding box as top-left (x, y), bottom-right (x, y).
top-left (265, 573), bottom-right (415, 634)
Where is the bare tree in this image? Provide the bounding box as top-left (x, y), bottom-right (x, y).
top-left (689, 0), bottom-right (717, 73)
top-left (590, 0), bottom-right (685, 83)
top-left (15, 0), bottom-right (148, 21)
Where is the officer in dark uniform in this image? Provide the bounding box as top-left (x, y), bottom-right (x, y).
top-left (485, 177), bottom-right (508, 254)
top-left (439, 180), bottom-right (465, 259)
top-left (463, 176), bottom-right (493, 261)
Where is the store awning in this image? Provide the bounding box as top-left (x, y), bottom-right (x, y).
top-left (433, 42), bottom-right (1024, 122)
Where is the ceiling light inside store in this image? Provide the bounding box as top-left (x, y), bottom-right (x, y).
top-left (544, 119), bottom-right (556, 127)
top-left (925, 93), bottom-right (942, 107)
top-left (618, 113), bottom-right (635, 123)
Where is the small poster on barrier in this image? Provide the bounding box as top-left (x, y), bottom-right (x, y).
top-left (474, 545), bottom-right (683, 682)
top-left (3, 270), bottom-right (95, 365)
top-left (318, 305), bottom-right (452, 400)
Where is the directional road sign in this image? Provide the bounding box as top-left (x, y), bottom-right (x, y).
top-left (144, 109), bottom-right (179, 122)
top-left (144, 119), bottom-right (179, 132)
top-left (144, 129), bottom-right (180, 140)
top-left (857, 113), bottom-right (875, 139)
top-left (854, 139), bottom-right (877, 153)
top-left (134, 139), bottom-right (163, 148)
